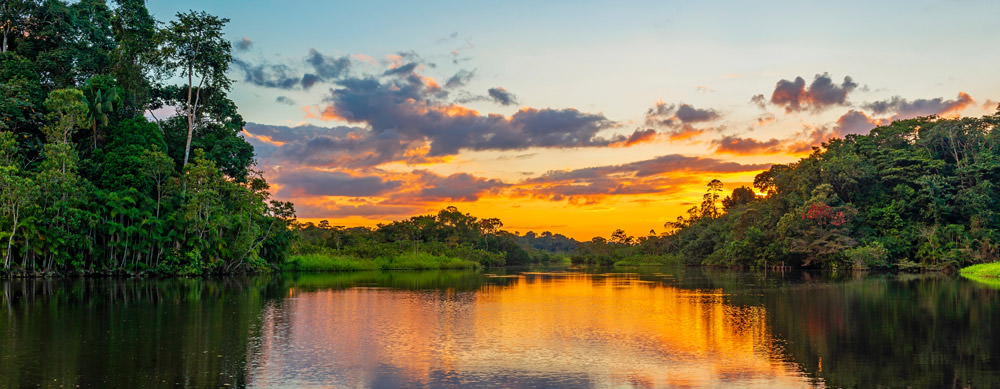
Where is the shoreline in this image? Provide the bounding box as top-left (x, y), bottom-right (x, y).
top-left (0, 260), bottom-right (972, 279)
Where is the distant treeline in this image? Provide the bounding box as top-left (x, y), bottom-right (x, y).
top-left (0, 1), bottom-right (295, 275)
top-left (575, 112), bottom-right (1000, 270)
top-left (293, 206), bottom-right (575, 268)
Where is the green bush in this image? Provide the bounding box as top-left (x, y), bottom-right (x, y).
top-left (844, 242), bottom-right (889, 269)
top-left (960, 262), bottom-right (1000, 288)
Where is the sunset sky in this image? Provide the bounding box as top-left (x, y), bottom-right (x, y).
top-left (148, 0), bottom-right (1000, 239)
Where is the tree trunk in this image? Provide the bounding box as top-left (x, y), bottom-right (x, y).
top-left (183, 69), bottom-right (206, 168)
top-left (4, 208), bottom-right (16, 269)
top-left (147, 109), bottom-right (167, 144)
top-left (183, 67), bottom-right (194, 167)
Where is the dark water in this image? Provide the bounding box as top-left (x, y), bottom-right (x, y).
top-left (1, 268), bottom-right (997, 388)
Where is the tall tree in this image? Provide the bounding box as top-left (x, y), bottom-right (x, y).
top-left (158, 10), bottom-right (232, 168)
top-left (110, 0), bottom-right (156, 114)
top-left (700, 179), bottom-right (724, 219)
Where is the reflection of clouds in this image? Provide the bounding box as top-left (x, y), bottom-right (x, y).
top-left (249, 273), bottom-right (812, 387)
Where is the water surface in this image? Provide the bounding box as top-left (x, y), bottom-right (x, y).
top-left (1, 268), bottom-right (997, 387)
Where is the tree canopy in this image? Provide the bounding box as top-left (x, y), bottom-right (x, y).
top-left (0, 0), bottom-right (294, 275)
top-left (573, 111), bottom-right (1000, 270)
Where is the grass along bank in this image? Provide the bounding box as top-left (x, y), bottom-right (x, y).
top-left (283, 252), bottom-right (480, 272)
top-left (960, 263), bottom-right (1000, 288)
top-left (612, 254), bottom-right (683, 267)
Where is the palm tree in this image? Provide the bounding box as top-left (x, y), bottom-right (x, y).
top-left (82, 75), bottom-right (121, 150)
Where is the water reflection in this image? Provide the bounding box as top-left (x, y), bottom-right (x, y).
top-left (1, 269), bottom-right (998, 387)
top-left (250, 272), bottom-right (810, 387)
top-left (765, 274), bottom-right (1000, 388)
top-left (0, 277), bottom-right (282, 387)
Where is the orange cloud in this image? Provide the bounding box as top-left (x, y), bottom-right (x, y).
top-left (865, 92), bottom-right (975, 120)
top-left (303, 105), bottom-right (346, 121)
top-left (386, 54), bottom-right (403, 68)
top-left (940, 92), bottom-right (974, 117)
top-left (422, 76), bottom-right (441, 90)
top-left (353, 53), bottom-right (376, 64)
top-left (398, 143), bottom-right (456, 165)
top-left (609, 129), bottom-right (658, 148)
top-left (436, 104), bottom-right (479, 117)
top-left (755, 114), bottom-right (776, 127)
top-left (241, 129), bottom-right (285, 146)
top-left (667, 125), bottom-right (706, 141)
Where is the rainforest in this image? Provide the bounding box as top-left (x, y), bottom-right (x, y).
top-left (2, 1), bottom-right (1000, 276)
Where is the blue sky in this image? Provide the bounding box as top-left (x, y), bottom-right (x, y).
top-left (146, 0), bottom-right (1000, 238)
top-left (147, 0), bottom-right (999, 123)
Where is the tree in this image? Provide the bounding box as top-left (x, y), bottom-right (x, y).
top-left (0, 165), bottom-right (36, 269)
top-left (700, 179), bottom-right (724, 219)
top-left (158, 10), bottom-right (232, 168)
top-left (0, 53), bottom-right (44, 132)
top-left (70, 0), bottom-right (115, 79)
top-left (723, 186), bottom-right (757, 210)
top-left (43, 88), bottom-right (88, 145)
top-left (0, 131), bottom-right (36, 268)
top-left (0, 0), bottom-right (36, 54)
top-left (479, 217), bottom-right (502, 251)
top-left (0, 0), bottom-right (295, 275)
top-left (82, 75), bottom-right (121, 149)
top-left (777, 184), bottom-right (857, 266)
top-left (137, 145), bottom-right (171, 201)
top-left (110, 0), bottom-right (157, 114)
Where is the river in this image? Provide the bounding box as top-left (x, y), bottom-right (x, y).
top-left (1, 267), bottom-right (998, 387)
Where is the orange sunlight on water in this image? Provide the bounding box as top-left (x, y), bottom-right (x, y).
top-left (250, 273), bottom-right (815, 387)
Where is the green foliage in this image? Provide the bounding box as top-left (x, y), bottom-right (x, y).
top-left (844, 242), bottom-right (890, 269)
top-left (284, 252), bottom-right (480, 272)
top-left (109, 0), bottom-right (157, 114)
top-left (81, 74), bottom-right (121, 149)
top-left (291, 206), bottom-right (568, 270)
top-left (157, 10), bottom-right (233, 168)
top-left (43, 88), bottom-right (88, 143)
top-left (0, 1), bottom-right (295, 276)
top-left (0, 53), bottom-right (44, 132)
top-left (960, 262), bottom-right (1000, 288)
top-left (612, 254), bottom-right (681, 267)
top-left (517, 231), bottom-right (577, 253)
top-left (285, 253), bottom-right (380, 272)
top-left (642, 112), bottom-right (1000, 270)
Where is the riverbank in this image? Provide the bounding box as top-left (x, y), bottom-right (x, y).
top-left (610, 254), bottom-right (682, 267)
top-left (282, 252), bottom-right (480, 272)
top-left (960, 262), bottom-right (1000, 288)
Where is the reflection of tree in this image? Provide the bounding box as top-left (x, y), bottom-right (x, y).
top-left (765, 278), bottom-right (1000, 387)
top-left (0, 277), bottom-right (283, 386)
top-left (284, 270), bottom-right (492, 292)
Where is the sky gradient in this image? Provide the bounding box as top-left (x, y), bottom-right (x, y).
top-left (149, 0), bottom-right (1000, 239)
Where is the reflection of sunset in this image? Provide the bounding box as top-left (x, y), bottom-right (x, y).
top-left (249, 274), bottom-right (812, 387)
